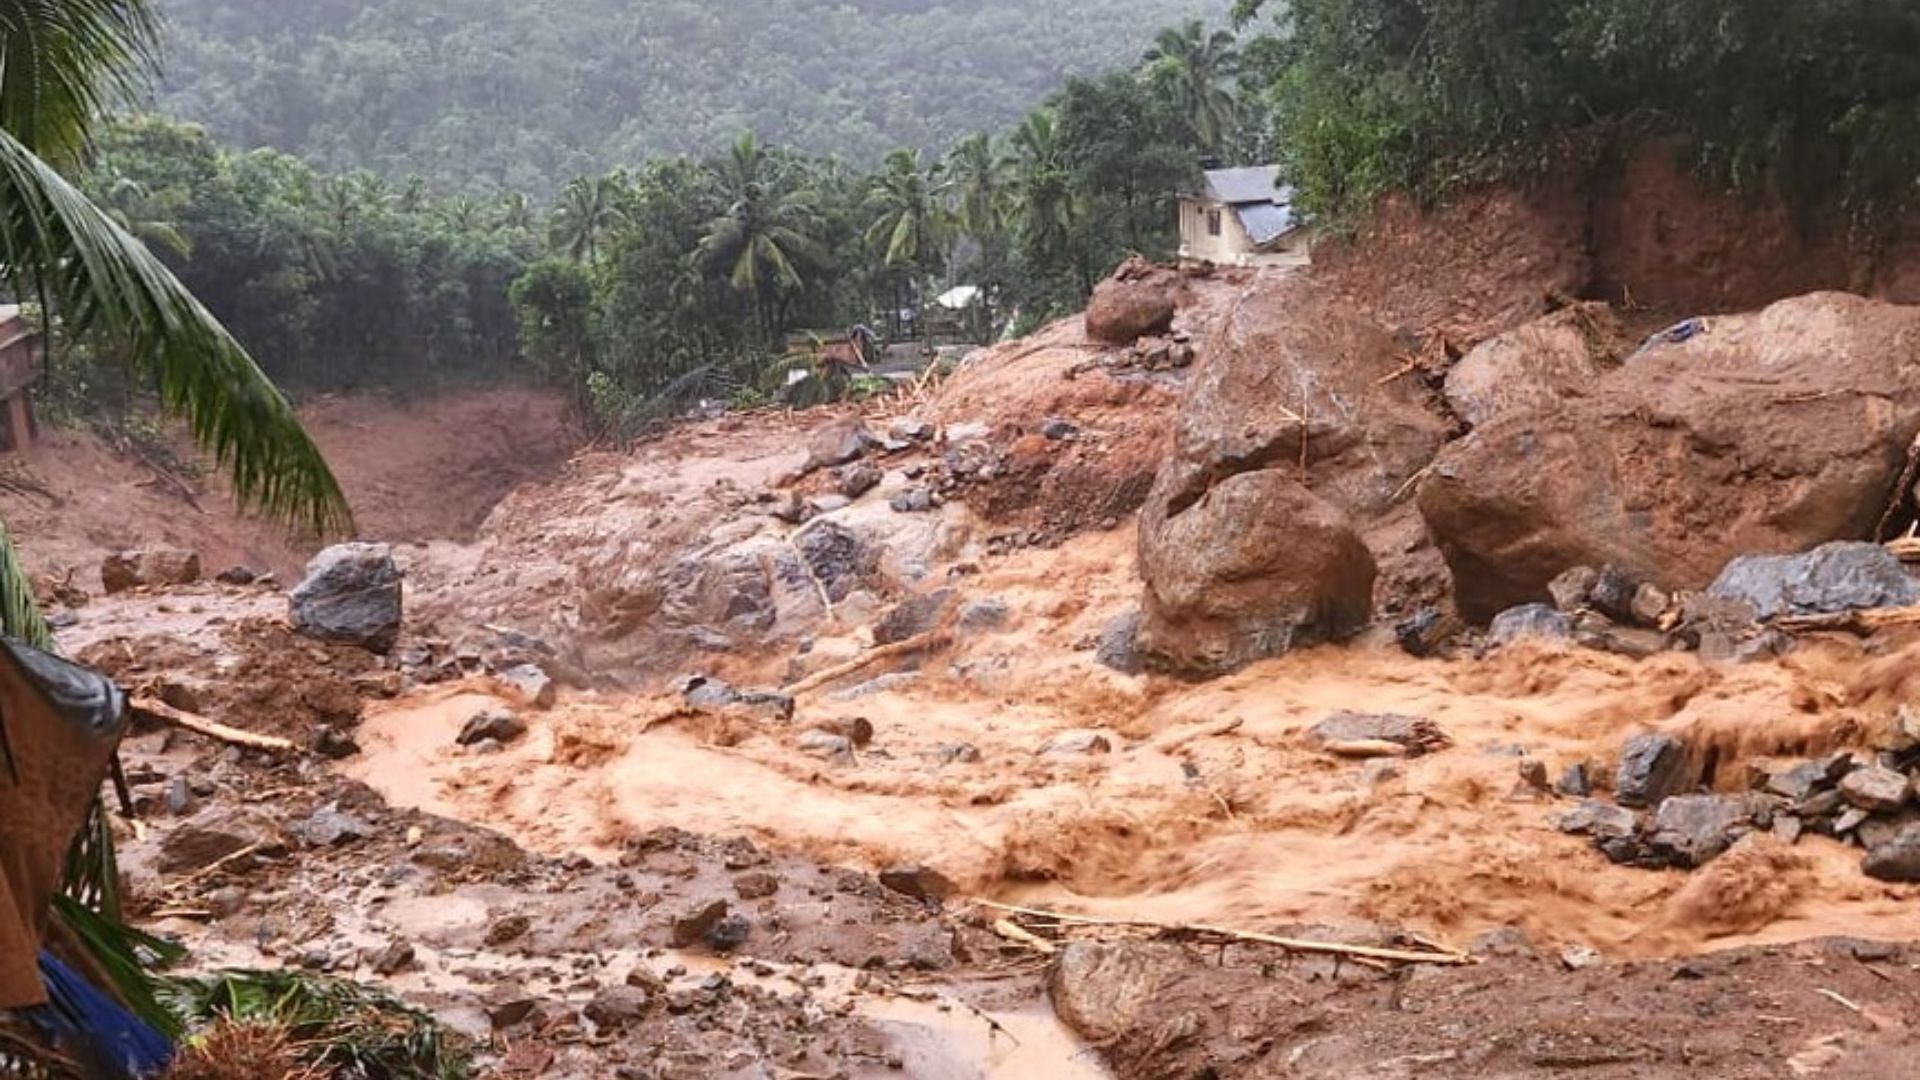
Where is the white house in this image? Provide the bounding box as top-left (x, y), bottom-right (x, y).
top-left (1177, 165), bottom-right (1310, 268)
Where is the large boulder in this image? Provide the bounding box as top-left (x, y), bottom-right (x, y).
top-left (1420, 293), bottom-right (1920, 621)
top-left (1136, 276), bottom-right (1448, 675)
top-left (1083, 258), bottom-right (1184, 345)
top-left (290, 543), bottom-right (404, 653)
top-left (1443, 302), bottom-right (1625, 428)
top-left (1708, 542), bottom-right (1920, 619)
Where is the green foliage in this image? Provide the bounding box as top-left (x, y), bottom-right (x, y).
top-left (162, 969), bottom-right (472, 1079)
top-left (508, 256), bottom-right (595, 419)
top-left (149, 0), bottom-right (1231, 193)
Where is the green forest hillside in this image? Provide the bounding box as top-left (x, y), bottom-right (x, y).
top-left (151, 0), bottom-right (1229, 192)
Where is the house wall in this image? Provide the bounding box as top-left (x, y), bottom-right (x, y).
top-left (1177, 198), bottom-right (1311, 268)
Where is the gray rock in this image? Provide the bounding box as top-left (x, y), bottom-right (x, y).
top-left (796, 730), bottom-right (854, 757)
top-left (1469, 927), bottom-right (1536, 959)
top-left (680, 677), bottom-right (794, 722)
top-left (215, 565), bottom-right (259, 586)
top-left (1555, 763), bottom-right (1593, 798)
top-left (1558, 800), bottom-right (1639, 840)
top-left (1840, 765), bottom-right (1911, 812)
top-left (303, 807), bottom-right (372, 848)
top-left (1648, 795), bottom-right (1762, 868)
top-left (1548, 566), bottom-right (1600, 613)
top-left (1709, 542), bottom-right (1920, 620)
top-left (1835, 807), bottom-right (1871, 835)
top-left (837, 462), bottom-right (884, 499)
top-left (1587, 566), bottom-right (1642, 623)
top-left (957, 597), bottom-right (1011, 632)
top-left (371, 940), bottom-right (416, 976)
top-left (165, 776), bottom-right (194, 816)
top-left (889, 487), bottom-right (935, 513)
top-left (159, 811), bottom-right (284, 874)
top-left (668, 900), bottom-right (730, 948)
top-left (1040, 417), bottom-right (1078, 441)
top-left (289, 543), bottom-right (403, 653)
top-left (497, 664), bottom-right (555, 709)
top-left (1773, 815), bottom-right (1804, 844)
top-left (1615, 734), bottom-right (1690, 808)
top-left (101, 547), bottom-right (202, 594)
top-left (807, 494), bottom-right (852, 516)
top-left (795, 520), bottom-right (873, 602)
top-left (1763, 756), bottom-right (1851, 802)
top-left (874, 588), bottom-right (955, 645)
top-left (705, 914), bottom-right (751, 952)
top-left (888, 418), bottom-right (936, 443)
top-left (1309, 712), bottom-right (1441, 755)
top-left (1095, 609), bottom-right (1144, 675)
top-left (1630, 583), bottom-right (1673, 626)
top-left (804, 417), bottom-right (879, 472)
top-left (1862, 823), bottom-right (1920, 882)
top-left (1488, 604), bottom-right (1573, 645)
top-left (933, 742), bottom-right (981, 766)
top-left (1041, 730), bottom-right (1114, 756)
top-left (827, 672), bottom-right (920, 702)
top-left (457, 707), bottom-right (527, 747)
top-left (583, 985), bottom-right (654, 1032)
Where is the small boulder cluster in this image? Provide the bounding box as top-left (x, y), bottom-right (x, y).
top-left (1561, 727), bottom-right (1920, 882)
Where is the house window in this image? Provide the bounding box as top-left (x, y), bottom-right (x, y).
top-left (1206, 210), bottom-right (1222, 237)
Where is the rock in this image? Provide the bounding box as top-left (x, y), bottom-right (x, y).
top-left (956, 597), bottom-right (1010, 632)
top-left (486, 914), bottom-right (533, 946)
top-left (1310, 712), bottom-right (1449, 755)
top-left (159, 811), bottom-right (284, 874)
top-left (804, 416), bottom-right (879, 472)
top-left (1393, 609), bottom-right (1450, 657)
top-left (898, 923), bottom-right (956, 971)
top-left (583, 985), bottom-right (653, 1032)
top-left (1560, 945), bottom-right (1602, 971)
top-left (1558, 800), bottom-right (1639, 840)
top-left (371, 940), bottom-right (416, 976)
top-left (1586, 566), bottom-right (1642, 623)
top-left (1040, 417), bottom-right (1078, 441)
top-left (1862, 822), bottom-right (1920, 882)
top-left (1762, 755), bottom-right (1853, 801)
top-left (1136, 279), bottom-right (1443, 675)
top-left (1041, 730), bottom-right (1115, 756)
top-left (796, 730), bottom-right (854, 757)
top-left (1708, 542), bottom-right (1920, 619)
top-left (204, 886), bottom-right (247, 920)
top-left (1049, 941), bottom-right (1190, 1043)
top-left (681, 677), bottom-right (794, 722)
top-left (165, 776), bottom-right (194, 816)
top-left (1443, 303), bottom-right (1624, 429)
top-left (484, 987), bottom-right (541, 1030)
top-left (457, 707), bottom-right (527, 747)
top-left (1774, 815), bottom-right (1804, 844)
top-left (1469, 927), bottom-right (1537, 959)
top-left (1488, 603), bottom-right (1573, 644)
top-left (1630, 583), bottom-right (1673, 626)
top-left (933, 742), bottom-right (981, 765)
top-left (1615, 734), bottom-right (1691, 808)
top-left (215, 565), bottom-right (260, 586)
top-left (705, 915), bottom-right (750, 952)
top-left (668, 900), bottom-right (730, 948)
top-left (1648, 794), bottom-right (1764, 868)
top-left (1548, 566), bottom-right (1600, 612)
top-left (311, 726), bottom-right (362, 762)
top-left (289, 543), bottom-right (404, 653)
top-left (302, 807), bottom-right (371, 848)
top-left (1084, 261), bottom-right (1180, 344)
top-left (1571, 615), bottom-right (1669, 659)
top-left (1840, 766), bottom-right (1912, 812)
top-left (1420, 295), bottom-right (1920, 621)
top-left (835, 463), bottom-right (882, 501)
top-left (889, 487), bottom-right (935, 514)
top-left (1516, 758), bottom-right (1550, 792)
top-left (497, 664), bottom-right (556, 709)
top-left (1556, 763), bottom-right (1594, 798)
top-left (734, 870), bottom-right (780, 899)
top-left (878, 865), bottom-right (956, 904)
top-left (1095, 609), bottom-right (1144, 675)
top-left (100, 547), bottom-right (202, 594)
top-left (889, 418), bottom-right (935, 443)
top-left (827, 673), bottom-right (919, 702)
top-left (809, 716), bottom-right (874, 748)
top-left (794, 520), bottom-right (875, 602)
top-left (1835, 807), bottom-right (1871, 835)
top-left (873, 588), bottom-right (955, 645)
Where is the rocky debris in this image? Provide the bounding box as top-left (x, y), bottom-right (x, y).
top-left (796, 730), bottom-right (854, 758)
top-left (457, 707), bottom-right (528, 747)
top-left (213, 565), bottom-right (258, 586)
top-left (668, 900), bottom-right (730, 948)
top-left (680, 677), bottom-right (794, 723)
top-left (1040, 417), bottom-right (1078, 441)
top-left (290, 543), bottom-right (404, 653)
top-left (706, 915), bottom-right (751, 953)
top-left (1095, 609), bottom-right (1144, 675)
top-left (1136, 277), bottom-right (1445, 675)
top-left (302, 806), bottom-right (372, 848)
top-left (486, 914), bottom-right (533, 946)
top-left (496, 663), bottom-right (556, 709)
top-left (1488, 603), bottom-right (1572, 645)
top-left (1761, 755), bottom-right (1853, 802)
top-left (733, 870), bottom-right (781, 900)
top-left (1863, 823), bottom-right (1920, 882)
top-left (1647, 794), bottom-right (1768, 868)
top-left (794, 520), bottom-right (876, 602)
top-left (878, 865), bottom-right (956, 904)
top-left (1049, 941), bottom-right (1190, 1044)
top-left (158, 810), bottom-right (285, 874)
top-left (1569, 613), bottom-right (1668, 659)
top-left (1556, 763), bottom-right (1594, 798)
top-left (873, 588), bottom-right (955, 645)
top-left (1444, 302), bottom-right (1625, 429)
top-left (583, 985), bottom-right (654, 1033)
top-left (826, 673), bottom-right (919, 702)
top-left (1308, 712), bottom-right (1452, 756)
top-left (836, 462), bottom-right (883, 499)
top-left (1548, 566), bottom-right (1600, 612)
top-left (888, 418), bottom-right (935, 444)
top-left (1840, 766), bottom-right (1912, 812)
top-left (889, 487), bottom-right (935, 513)
top-left (802, 416), bottom-right (880, 473)
top-left (1559, 800), bottom-right (1638, 840)
top-left (100, 547), bottom-right (202, 594)
top-left (1615, 734), bottom-right (1690, 808)
top-left (933, 742), bottom-right (982, 766)
top-left (1040, 730), bottom-right (1114, 756)
top-left (1420, 294), bottom-right (1920, 621)
top-left (1121, 332), bottom-right (1197, 372)
top-left (956, 597), bottom-right (1010, 632)
top-left (1084, 258), bottom-right (1182, 344)
top-left (1707, 541), bottom-right (1920, 620)
top-left (370, 940), bottom-right (416, 976)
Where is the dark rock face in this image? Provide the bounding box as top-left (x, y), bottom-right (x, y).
top-left (290, 543), bottom-right (404, 653)
top-left (1615, 734), bottom-right (1690, 808)
top-left (1863, 822), bottom-right (1920, 882)
top-left (794, 521), bottom-right (875, 603)
top-left (1647, 794), bottom-right (1766, 868)
top-left (1420, 294), bottom-right (1920, 621)
top-left (1488, 603), bottom-right (1573, 645)
top-left (1708, 542), bottom-right (1920, 619)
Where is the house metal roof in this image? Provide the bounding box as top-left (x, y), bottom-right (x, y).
top-left (1234, 202), bottom-right (1299, 246)
top-left (1202, 165), bottom-right (1284, 205)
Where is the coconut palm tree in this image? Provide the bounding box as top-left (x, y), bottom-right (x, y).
top-left (697, 132), bottom-right (826, 343)
top-left (944, 132), bottom-right (1008, 241)
top-left (547, 174), bottom-right (625, 263)
top-left (1005, 109), bottom-right (1077, 256)
top-left (93, 172), bottom-right (191, 258)
top-left (864, 148), bottom-right (948, 274)
top-left (1143, 19), bottom-right (1241, 155)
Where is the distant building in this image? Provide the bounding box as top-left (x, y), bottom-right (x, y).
top-left (1177, 165), bottom-right (1310, 268)
top-left (0, 306), bottom-right (41, 454)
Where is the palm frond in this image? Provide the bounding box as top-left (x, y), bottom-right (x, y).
top-left (0, 128), bottom-right (351, 534)
top-left (0, 0), bottom-right (160, 165)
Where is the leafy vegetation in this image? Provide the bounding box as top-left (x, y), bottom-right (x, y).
top-left (149, 0), bottom-right (1230, 193)
top-left (162, 970), bottom-right (470, 1079)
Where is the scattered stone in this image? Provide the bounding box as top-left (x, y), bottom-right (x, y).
top-left (165, 776), bottom-right (194, 816)
top-left (706, 915), bottom-right (751, 953)
top-left (944, 420), bottom-right (991, 446)
top-left (290, 543), bottom-right (404, 653)
top-left (1834, 807), bottom-right (1871, 835)
top-left (583, 985), bottom-right (653, 1033)
top-left (1393, 609), bottom-right (1450, 657)
top-left (457, 707), bottom-right (527, 747)
top-left (1548, 567), bottom-right (1600, 613)
top-left (1488, 604), bottom-right (1573, 645)
top-left (1559, 800), bottom-right (1639, 840)
top-left (45, 611), bottom-right (78, 631)
top-left (1773, 815), bottom-right (1804, 845)
top-left (1630, 583), bottom-right (1673, 626)
top-left (1840, 765), bottom-right (1911, 812)
top-left (497, 664), bottom-right (556, 709)
top-left (795, 520), bottom-right (873, 602)
top-left (1862, 822), bottom-right (1920, 882)
top-left (668, 900), bottom-right (730, 948)
top-left (214, 565), bottom-right (259, 586)
top-left (1586, 566), bottom-right (1642, 623)
top-left (1762, 756), bottom-right (1851, 802)
top-left (1469, 927), bottom-right (1536, 959)
top-left (889, 487), bottom-right (935, 514)
top-left (1095, 609), bottom-right (1144, 675)
top-left (303, 807), bottom-right (372, 848)
top-left (681, 677), bottom-right (795, 722)
top-left (1359, 759), bottom-right (1404, 786)
top-left (1615, 734), bottom-right (1690, 808)
top-left (371, 940), bottom-right (416, 976)
top-left (204, 886), bottom-right (247, 920)
top-left (826, 672), bottom-right (919, 703)
top-left (878, 865), bottom-right (956, 904)
top-left (933, 742), bottom-right (982, 766)
top-left (956, 597), bottom-right (1010, 632)
top-left (100, 547), bottom-right (201, 594)
top-left (1516, 758), bottom-right (1550, 792)
top-left (1709, 541), bottom-right (1920, 619)
top-left (734, 871), bottom-right (780, 900)
top-left (888, 418), bottom-right (935, 443)
top-left (1040, 730), bottom-right (1114, 756)
top-left (812, 716), bottom-right (874, 748)
top-left (1648, 794), bottom-right (1763, 868)
top-left (804, 417), bottom-right (879, 472)
top-left (874, 588), bottom-right (955, 645)
top-left (796, 730), bottom-right (854, 758)
top-left (898, 923), bottom-right (956, 971)
top-left (1309, 712), bottom-right (1450, 756)
top-left (837, 462), bottom-right (884, 499)
top-left (486, 914), bottom-right (533, 947)
top-left (158, 812), bottom-right (284, 874)
top-left (1040, 417), bottom-right (1078, 441)
top-left (1571, 615), bottom-right (1669, 659)
top-left (1555, 763), bottom-right (1593, 798)
top-left (1560, 946), bottom-right (1602, 971)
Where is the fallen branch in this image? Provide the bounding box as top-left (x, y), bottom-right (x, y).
top-left (990, 918), bottom-right (1058, 955)
top-left (131, 697), bottom-right (295, 753)
top-left (785, 630), bottom-right (951, 696)
top-left (971, 899), bottom-right (1471, 966)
